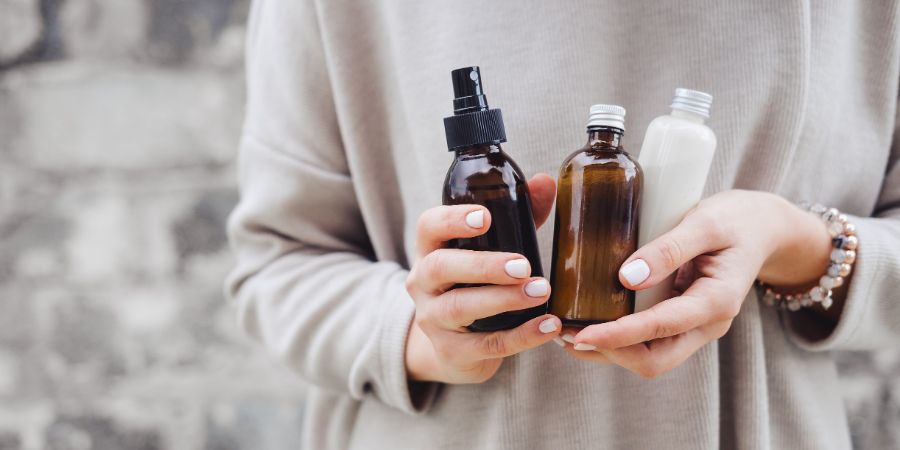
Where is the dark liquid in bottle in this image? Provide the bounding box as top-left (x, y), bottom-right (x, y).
top-left (443, 145), bottom-right (546, 331)
top-left (550, 133), bottom-right (642, 326)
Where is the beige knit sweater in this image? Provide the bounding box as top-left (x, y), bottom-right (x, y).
top-left (227, 1), bottom-right (900, 448)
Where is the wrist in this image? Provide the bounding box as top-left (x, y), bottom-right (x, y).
top-left (758, 197), bottom-right (832, 288)
top-left (405, 322), bottom-right (441, 383)
top-left (758, 202), bottom-right (857, 318)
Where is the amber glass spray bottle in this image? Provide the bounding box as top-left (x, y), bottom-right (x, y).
top-left (442, 66), bottom-right (546, 332)
top-left (550, 105), bottom-right (642, 326)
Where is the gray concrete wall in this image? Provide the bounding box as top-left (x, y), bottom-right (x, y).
top-left (0, 1), bottom-right (306, 449)
top-left (0, 1), bottom-right (897, 449)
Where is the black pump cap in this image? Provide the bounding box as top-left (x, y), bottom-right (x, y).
top-left (451, 67), bottom-right (490, 114)
top-left (443, 66), bottom-right (507, 150)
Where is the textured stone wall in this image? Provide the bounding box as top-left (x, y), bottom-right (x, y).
top-left (0, 1), bottom-right (897, 449)
top-left (0, 1), bottom-right (306, 449)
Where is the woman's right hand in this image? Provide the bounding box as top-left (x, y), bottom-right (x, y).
top-left (404, 175), bottom-right (561, 384)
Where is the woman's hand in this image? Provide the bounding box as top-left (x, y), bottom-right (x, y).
top-left (562, 190), bottom-right (833, 378)
top-left (405, 174), bottom-right (561, 384)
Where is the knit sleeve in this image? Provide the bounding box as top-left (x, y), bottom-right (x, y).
top-left (225, 0), bottom-right (436, 414)
top-left (787, 91), bottom-right (900, 351)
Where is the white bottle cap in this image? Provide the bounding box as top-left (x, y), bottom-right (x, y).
top-left (670, 88), bottom-right (713, 119)
top-left (586, 104), bottom-right (626, 131)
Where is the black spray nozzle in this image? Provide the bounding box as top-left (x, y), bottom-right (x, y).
top-left (443, 66), bottom-right (506, 150)
top-left (451, 66), bottom-right (489, 114)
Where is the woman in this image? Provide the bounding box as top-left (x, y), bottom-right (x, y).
top-left (227, 1), bottom-right (900, 448)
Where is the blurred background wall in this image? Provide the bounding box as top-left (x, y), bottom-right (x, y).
top-left (0, 1), bottom-right (897, 449)
top-left (0, 1), bottom-right (306, 449)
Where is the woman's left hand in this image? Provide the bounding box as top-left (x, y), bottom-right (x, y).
top-left (561, 189), bottom-right (834, 378)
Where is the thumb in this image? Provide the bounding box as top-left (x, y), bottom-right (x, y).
top-left (527, 173), bottom-right (556, 228)
top-left (618, 216), bottom-right (725, 290)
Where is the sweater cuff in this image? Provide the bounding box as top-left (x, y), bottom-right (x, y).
top-left (375, 272), bottom-right (439, 414)
top-left (785, 215), bottom-right (891, 351)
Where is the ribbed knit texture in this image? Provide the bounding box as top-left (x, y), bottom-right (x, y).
top-left (227, 1), bottom-right (900, 449)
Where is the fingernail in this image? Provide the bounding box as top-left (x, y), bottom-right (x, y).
top-left (574, 343), bottom-right (597, 351)
top-left (504, 259), bottom-right (530, 279)
top-left (538, 318), bottom-right (558, 334)
top-left (465, 210), bottom-right (484, 228)
top-left (524, 279), bottom-right (549, 297)
top-left (561, 333), bottom-right (576, 343)
top-left (553, 337), bottom-right (566, 347)
top-left (620, 259), bottom-right (651, 286)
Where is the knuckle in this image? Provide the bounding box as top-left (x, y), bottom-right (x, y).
top-left (510, 328), bottom-right (532, 352)
top-left (475, 254), bottom-right (495, 281)
top-left (421, 251), bottom-right (447, 279)
top-left (439, 291), bottom-right (468, 325)
top-left (479, 332), bottom-right (509, 357)
top-left (652, 321), bottom-right (673, 341)
top-left (646, 310), bottom-right (676, 340)
top-left (655, 237), bottom-right (684, 271)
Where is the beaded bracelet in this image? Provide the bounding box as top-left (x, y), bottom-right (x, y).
top-left (757, 202), bottom-right (858, 311)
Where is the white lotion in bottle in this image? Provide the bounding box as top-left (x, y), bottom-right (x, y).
top-left (635, 89), bottom-right (717, 312)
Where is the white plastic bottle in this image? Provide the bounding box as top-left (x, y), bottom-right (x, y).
top-left (635, 89), bottom-right (717, 312)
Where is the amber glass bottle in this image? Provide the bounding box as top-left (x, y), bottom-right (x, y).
top-left (550, 105), bottom-right (642, 326)
top-left (442, 66), bottom-right (546, 332)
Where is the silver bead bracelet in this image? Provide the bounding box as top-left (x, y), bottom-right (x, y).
top-left (757, 202), bottom-right (858, 311)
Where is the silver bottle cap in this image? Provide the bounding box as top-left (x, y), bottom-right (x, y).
top-left (670, 88), bottom-right (713, 119)
top-left (586, 104), bottom-right (626, 131)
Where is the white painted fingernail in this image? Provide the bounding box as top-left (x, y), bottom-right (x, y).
top-left (538, 318), bottom-right (558, 334)
top-left (620, 259), bottom-right (651, 286)
top-left (504, 259), bottom-right (530, 279)
top-left (574, 343), bottom-right (597, 351)
top-left (553, 337), bottom-right (566, 347)
top-left (465, 210), bottom-right (484, 228)
top-left (524, 279), bottom-right (549, 297)
top-left (561, 334), bottom-right (576, 343)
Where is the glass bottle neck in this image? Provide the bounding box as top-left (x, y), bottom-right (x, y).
top-left (586, 127), bottom-right (623, 149)
top-left (454, 143), bottom-right (503, 157)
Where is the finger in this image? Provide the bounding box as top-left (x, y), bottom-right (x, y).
top-left (427, 279), bottom-right (551, 329)
top-left (527, 173), bottom-right (556, 228)
top-left (562, 344), bottom-right (611, 364)
top-left (415, 205), bottom-right (492, 259)
top-left (558, 330), bottom-right (611, 363)
top-left (573, 277), bottom-right (739, 349)
top-left (618, 212), bottom-right (728, 290)
top-left (461, 314), bottom-right (562, 359)
top-left (414, 249), bottom-right (536, 294)
top-left (595, 322), bottom-right (729, 379)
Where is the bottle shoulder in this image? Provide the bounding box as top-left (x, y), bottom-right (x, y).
top-left (646, 115), bottom-right (717, 143)
top-left (562, 146), bottom-right (641, 171)
top-left (449, 150), bottom-right (525, 177)
top-left (444, 148), bottom-right (526, 198)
